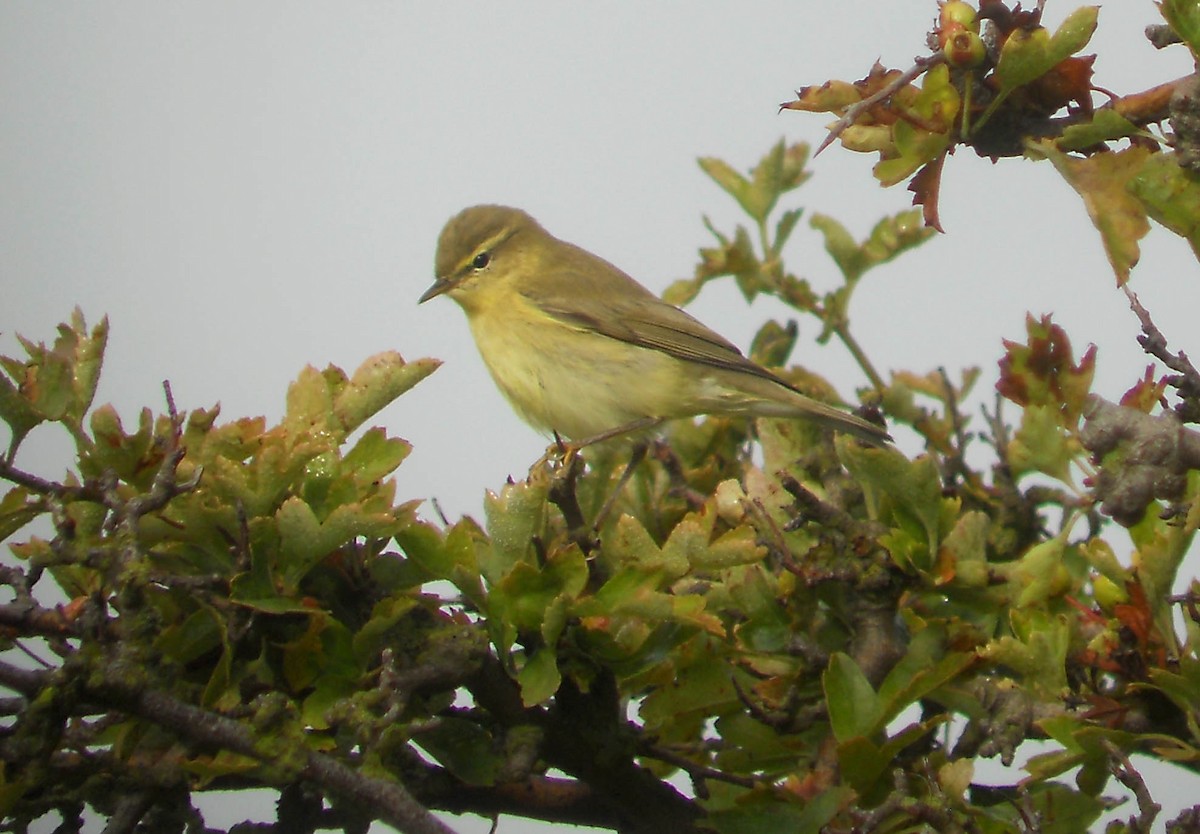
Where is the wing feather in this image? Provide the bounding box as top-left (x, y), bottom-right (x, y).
top-left (520, 241), bottom-right (793, 389)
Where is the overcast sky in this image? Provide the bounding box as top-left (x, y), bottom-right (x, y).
top-left (3, 4), bottom-right (1198, 832)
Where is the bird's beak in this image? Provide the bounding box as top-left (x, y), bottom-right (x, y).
top-left (418, 278), bottom-right (454, 304)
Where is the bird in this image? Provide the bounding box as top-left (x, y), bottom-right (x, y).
top-left (418, 204), bottom-right (890, 448)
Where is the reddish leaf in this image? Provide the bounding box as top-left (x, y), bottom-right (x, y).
top-left (909, 150), bottom-right (948, 232)
top-left (1120, 366), bottom-right (1170, 413)
top-left (1026, 55), bottom-right (1096, 116)
top-left (997, 314), bottom-right (1097, 423)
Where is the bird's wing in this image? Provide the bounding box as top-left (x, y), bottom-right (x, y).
top-left (521, 250), bottom-right (790, 387)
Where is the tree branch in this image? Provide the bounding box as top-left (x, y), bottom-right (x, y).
top-left (0, 661), bottom-right (456, 834)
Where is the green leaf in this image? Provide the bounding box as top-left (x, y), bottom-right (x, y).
top-left (0, 373), bottom-right (44, 450)
top-left (809, 214), bottom-right (858, 280)
top-left (69, 308), bottom-right (107, 422)
top-left (1028, 142), bottom-right (1152, 284)
top-left (1012, 536), bottom-right (1071, 608)
top-left (1128, 151), bottom-right (1200, 259)
top-left (413, 718), bottom-right (501, 785)
top-left (699, 141), bottom-right (811, 224)
top-left (940, 510), bottom-right (990, 587)
top-left (393, 519), bottom-right (485, 605)
top-left (333, 352), bottom-right (440, 435)
top-left (1160, 0), bottom-right (1200, 57)
top-left (285, 365), bottom-right (339, 434)
top-left (155, 607), bottom-right (223, 667)
top-left (0, 486), bottom-right (42, 541)
top-left (705, 789), bottom-right (852, 834)
top-left (517, 647), bottom-right (561, 706)
top-left (1020, 782), bottom-right (1105, 832)
top-left (1056, 109), bottom-right (1141, 152)
top-left (0, 309), bottom-right (108, 440)
top-left (639, 648), bottom-right (743, 730)
top-left (810, 210), bottom-right (933, 285)
top-left (984, 610), bottom-right (1071, 696)
top-left (352, 594), bottom-right (419, 661)
top-left (872, 64), bottom-right (957, 186)
top-left (482, 477), bottom-right (549, 583)
top-left (84, 405), bottom-right (159, 483)
top-left (838, 443), bottom-right (946, 569)
top-left (275, 496), bottom-right (397, 591)
top-left (698, 157), bottom-right (753, 214)
top-left (1008, 404), bottom-right (1077, 483)
top-left (772, 207), bottom-right (804, 254)
top-left (748, 319), bottom-right (798, 369)
top-left (995, 8), bottom-right (1099, 93)
top-left (877, 632), bottom-right (974, 723)
top-left (824, 653), bottom-right (882, 741)
top-left (489, 543), bottom-right (588, 635)
top-left (342, 426), bottom-right (411, 485)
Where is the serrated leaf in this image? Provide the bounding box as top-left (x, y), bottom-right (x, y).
top-left (839, 443), bottom-right (945, 568)
top-left (275, 496), bottom-right (397, 591)
top-left (810, 210), bottom-right (933, 284)
top-left (394, 519), bottom-right (485, 604)
top-left (69, 309), bottom-right (107, 422)
top-left (1008, 404), bottom-right (1077, 483)
top-left (984, 610), bottom-right (1071, 696)
top-left (285, 365), bottom-right (338, 434)
top-left (333, 352), bottom-right (440, 435)
top-left (1128, 151), bottom-right (1200, 258)
top-left (997, 314), bottom-right (1096, 421)
top-left (1030, 141), bottom-right (1152, 284)
top-left (482, 477), bottom-right (549, 583)
top-left (938, 510), bottom-right (990, 587)
top-left (781, 78), bottom-right (864, 113)
top-left (1010, 536), bottom-right (1071, 608)
top-left (490, 544), bottom-right (588, 635)
top-left (639, 650), bottom-right (742, 729)
top-left (0, 372), bottom-right (45, 448)
top-left (342, 427), bottom-right (411, 484)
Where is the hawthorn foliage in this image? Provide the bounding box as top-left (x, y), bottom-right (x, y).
top-left (3, 3), bottom-right (1200, 833)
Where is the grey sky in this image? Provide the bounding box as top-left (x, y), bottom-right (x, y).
top-left (2, 4), bottom-right (1198, 832)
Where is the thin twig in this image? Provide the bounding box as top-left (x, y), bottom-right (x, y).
top-left (637, 741), bottom-right (761, 792)
top-left (0, 458), bottom-right (103, 501)
top-left (1103, 739), bottom-right (1160, 833)
top-left (1124, 286), bottom-right (1200, 423)
top-left (812, 53), bottom-right (947, 156)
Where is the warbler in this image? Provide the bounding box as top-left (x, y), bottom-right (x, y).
top-left (419, 205), bottom-right (890, 446)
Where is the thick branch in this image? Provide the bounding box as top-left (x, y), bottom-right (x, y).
top-left (0, 661), bottom-right (454, 834)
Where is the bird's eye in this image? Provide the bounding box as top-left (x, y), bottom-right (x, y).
top-left (472, 252), bottom-right (491, 270)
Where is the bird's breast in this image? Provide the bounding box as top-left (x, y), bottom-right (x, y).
top-left (465, 300), bottom-right (683, 440)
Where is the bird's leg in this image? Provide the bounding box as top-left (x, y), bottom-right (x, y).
top-left (533, 430), bottom-right (580, 474)
top-left (572, 416), bottom-right (664, 449)
top-left (535, 417), bottom-right (663, 477)
top-left (591, 440), bottom-right (649, 532)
